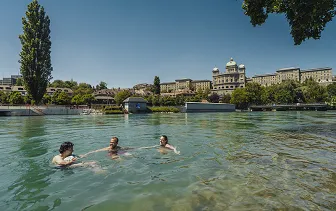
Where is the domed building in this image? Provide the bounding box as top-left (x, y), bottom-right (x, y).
top-left (212, 58), bottom-right (246, 95)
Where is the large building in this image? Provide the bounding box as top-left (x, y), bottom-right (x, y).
top-left (212, 58), bottom-right (246, 95)
top-left (252, 67), bottom-right (333, 86)
top-left (0, 85), bottom-right (73, 96)
top-left (0, 75), bottom-right (22, 86)
top-left (160, 79), bottom-right (212, 94)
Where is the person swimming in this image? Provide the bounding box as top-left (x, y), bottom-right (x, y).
top-left (52, 142), bottom-right (78, 166)
top-left (159, 135), bottom-right (180, 154)
top-left (80, 137), bottom-right (132, 159)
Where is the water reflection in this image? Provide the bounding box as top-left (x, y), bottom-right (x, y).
top-left (8, 117), bottom-right (53, 210)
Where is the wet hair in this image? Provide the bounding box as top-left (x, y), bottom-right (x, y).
top-left (161, 135), bottom-right (168, 142)
top-left (111, 137), bottom-right (119, 143)
top-left (59, 142), bottom-right (74, 153)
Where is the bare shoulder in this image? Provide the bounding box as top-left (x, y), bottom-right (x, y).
top-left (52, 155), bottom-right (63, 164)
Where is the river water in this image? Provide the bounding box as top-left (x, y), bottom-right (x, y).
top-left (0, 111), bottom-right (335, 211)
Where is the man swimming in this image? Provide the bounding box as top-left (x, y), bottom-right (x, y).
top-left (80, 137), bottom-right (131, 159)
top-left (52, 142), bottom-right (77, 166)
top-left (159, 135), bottom-right (180, 154)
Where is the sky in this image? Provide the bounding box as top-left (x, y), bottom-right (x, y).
top-left (0, 0), bottom-right (336, 88)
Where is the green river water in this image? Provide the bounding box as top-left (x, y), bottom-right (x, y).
top-left (0, 111), bottom-right (335, 211)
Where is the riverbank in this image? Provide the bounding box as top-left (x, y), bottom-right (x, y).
top-left (0, 105), bottom-right (84, 116)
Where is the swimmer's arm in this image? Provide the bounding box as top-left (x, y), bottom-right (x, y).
top-left (137, 145), bottom-right (159, 150)
top-left (53, 156), bottom-right (77, 166)
top-left (165, 145), bottom-right (180, 155)
top-left (80, 147), bottom-right (109, 158)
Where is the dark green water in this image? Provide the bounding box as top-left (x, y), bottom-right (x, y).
top-left (0, 112), bottom-right (335, 211)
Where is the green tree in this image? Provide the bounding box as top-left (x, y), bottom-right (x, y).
top-left (230, 88), bottom-right (248, 109)
top-left (0, 91), bottom-right (9, 104)
top-left (208, 93), bottom-right (220, 103)
top-left (71, 94), bottom-right (84, 105)
top-left (245, 82), bottom-right (263, 105)
top-left (114, 90), bottom-right (131, 105)
top-left (15, 78), bottom-right (24, 86)
top-left (42, 93), bottom-right (51, 104)
top-left (8, 92), bottom-right (24, 105)
top-left (49, 80), bottom-right (65, 88)
top-left (56, 91), bottom-right (71, 105)
top-left (242, 0), bottom-right (336, 45)
top-left (97, 81), bottom-right (108, 90)
top-left (82, 94), bottom-right (95, 105)
top-left (19, 0), bottom-right (52, 104)
top-left (153, 76), bottom-right (160, 95)
top-left (24, 94), bottom-right (33, 104)
top-left (73, 83), bottom-right (93, 95)
top-left (64, 79), bottom-right (78, 89)
top-left (327, 83), bottom-right (336, 98)
top-left (221, 94), bottom-right (231, 103)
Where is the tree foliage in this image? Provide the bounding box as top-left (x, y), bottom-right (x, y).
top-left (242, 0), bottom-right (336, 45)
top-left (19, 0), bottom-right (52, 104)
top-left (15, 78), bottom-right (24, 86)
top-left (8, 92), bottom-right (24, 105)
top-left (115, 90), bottom-right (131, 105)
top-left (153, 76), bottom-right (160, 95)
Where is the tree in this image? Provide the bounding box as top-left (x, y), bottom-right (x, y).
top-left (327, 83), bottom-right (336, 98)
top-left (245, 82), bottom-right (263, 105)
top-left (114, 90), bottom-right (131, 105)
top-left (8, 92), bottom-right (24, 105)
top-left (15, 78), bottom-right (24, 86)
top-left (0, 91), bottom-right (9, 104)
top-left (242, 0), bottom-right (336, 45)
top-left (49, 80), bottom-right (65, 88)
top-left (19, 0), bottom-right (52, 104)
top-left (97, 81), bottom-right (107, 90)
top-left (230, 88), bottom-right (248, 109)
top-left (208, 93), bottom-right (220, 103)
top-left (153, 76), bottom-right (160, 95)
top-left (42, 93), bottom-right (51, 104)
top-left (221, 94), bottom-right (231, 103)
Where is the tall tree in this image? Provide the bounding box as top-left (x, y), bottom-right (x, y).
top-left (97, 81), bottom-right (108, 90)
top-left (19, 0), bottom-right (52, 104)
top-left (153, 76), bottom-right (161, 95)
top-left (15, 78), bottom-right (24, 86)
top-left (242, 0), bottom-right (336, 45)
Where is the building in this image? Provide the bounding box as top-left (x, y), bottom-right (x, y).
top-left (123, 97), bottom-right (148, 113)
top-left (46, 87), bottom-right (73, 96)
top-left (0, 75), bottom-right (22, 86)
top-left (212, 58), bottom-right (246, 95)
top-left (160, 79), bottom-right (212, 94)
top-left (300, 67), bottom-right (333, 85)
top-left (252, 67), bottom-right (333, 86)
top-left (0, 86), bottom-right (73, 96)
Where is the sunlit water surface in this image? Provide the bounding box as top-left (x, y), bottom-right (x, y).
top-left (0, 111), bottom-right (335, 211)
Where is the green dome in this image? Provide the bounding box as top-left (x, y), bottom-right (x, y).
top-left (226, 58), bottom-right (236, 66)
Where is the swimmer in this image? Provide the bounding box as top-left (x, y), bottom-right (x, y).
top-left (80, 137), bottom-right (132, 158)
top-left (52, 142), bottom-right (77, 166)
top-left (159, 135), bottom-right (180, 154)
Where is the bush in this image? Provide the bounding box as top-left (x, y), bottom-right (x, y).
top-left (149, 106), bottom-right (180, 113)
top-left (105, 110), bottom-right (124, 114)
top-left (104, 105), bottom-right (121, 111)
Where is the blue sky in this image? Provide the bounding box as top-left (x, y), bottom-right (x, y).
top-left (0, 0), bottom-right (335, 88)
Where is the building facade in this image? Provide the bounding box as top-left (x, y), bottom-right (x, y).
top-left (0, 75), bottom-right (22, 86)
top-left (160, 79), bottom-right (212, 94)
top-left (252, 67), bottom-right (333, 86)
top-left (0, 86), bottom-right (73, 96)
top-left (212, 58), bottom-right (246, 95)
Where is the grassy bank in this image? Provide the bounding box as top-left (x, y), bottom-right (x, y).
top-left (148, 106), bottom-right (180, 113)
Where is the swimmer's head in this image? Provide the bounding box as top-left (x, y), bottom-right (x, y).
top-left (59, 142), bottom-right (74, 156)
top-left (110, 137), bottom-right (119, 149)
top-left (160, 135), bottom-right (168, 146)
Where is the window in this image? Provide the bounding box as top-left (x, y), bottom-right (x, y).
top-left (226, 86), bottom-right (229, 88)
top-left (6, 87), bottom-right (11, 90)
top-left (18, 88), bottom-right (24, 90)
top-left (51, 89), bottom-right (55, 91)
top-left (0, 87), bottom-right (2, 90)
